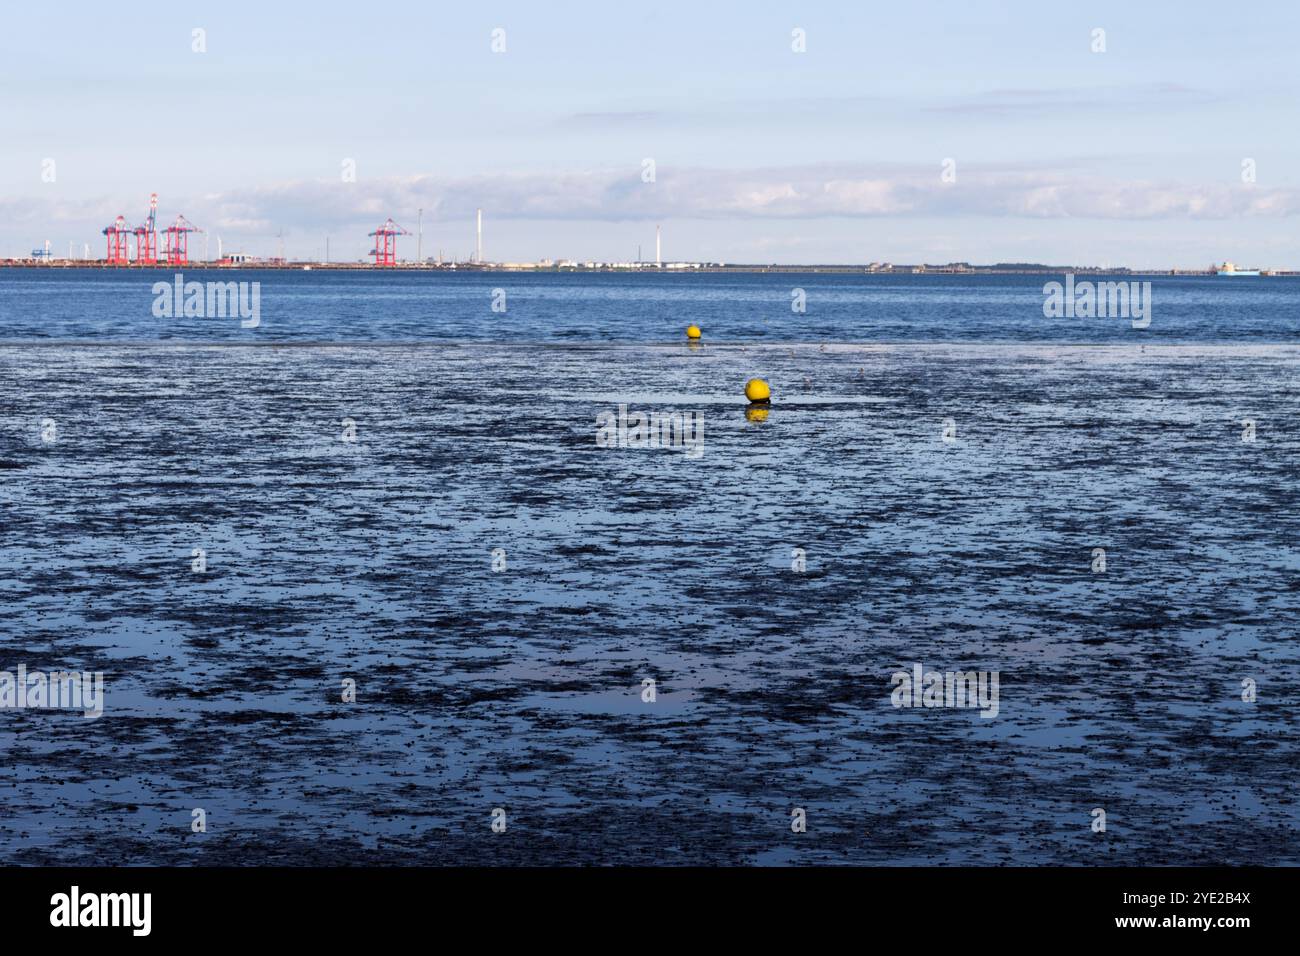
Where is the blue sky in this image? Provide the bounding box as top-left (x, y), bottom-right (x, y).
top-left (3, 0), bottom-right (1300, 266)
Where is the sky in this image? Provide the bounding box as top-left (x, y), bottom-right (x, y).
top-left (3, 0), bottom-right (1300, 267)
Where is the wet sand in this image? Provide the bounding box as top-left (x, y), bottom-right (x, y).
top-left (1, 343), bottom-right (1297, 864)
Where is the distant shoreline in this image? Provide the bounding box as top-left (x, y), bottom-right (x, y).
top-left (1, 261), bottom-right (1292, 276)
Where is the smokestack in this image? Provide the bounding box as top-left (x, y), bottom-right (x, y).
top-left (476, 209), bottom-right (483, 264)
top-left (656, 225), bottom-right (661, 267)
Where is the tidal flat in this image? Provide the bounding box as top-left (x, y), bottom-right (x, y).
top-left (1, 342), bottom-right (1297, 864)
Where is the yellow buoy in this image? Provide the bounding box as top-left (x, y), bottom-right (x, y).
top-left (686, 324), bottom-right (702, 339)
top-left (745, 378), bottom-right (771, 403)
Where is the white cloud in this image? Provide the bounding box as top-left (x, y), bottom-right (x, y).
top-left (201, 165), bottom-right (1300, 225)
top-left (5, 162), bottom-right (1299, 255)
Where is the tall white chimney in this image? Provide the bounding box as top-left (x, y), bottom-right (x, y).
top-left (476, 208), bottom-right (483, 264)
top-left (655, 225), bottom-right (661, 267)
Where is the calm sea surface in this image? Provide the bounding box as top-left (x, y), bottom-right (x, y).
top-left (0, 268), bottom-right (1298, 342)
top-left (1, 271), bottom-right (1296, 864)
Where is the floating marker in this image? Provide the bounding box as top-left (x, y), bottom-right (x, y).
top-left (745, 378), bottom-right (771, 404)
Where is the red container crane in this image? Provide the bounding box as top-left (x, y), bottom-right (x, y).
top-left (368, 218), bottom-right (410, 267)
top-left (163, 214), bottom-right (203, 266)
top-left (133, 193), bottom-right (159, 265)
top-left (102, 216), bottom-right (132, 265)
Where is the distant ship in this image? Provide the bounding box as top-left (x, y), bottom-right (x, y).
top-left (1214, 261), bottom-right (1261, 276)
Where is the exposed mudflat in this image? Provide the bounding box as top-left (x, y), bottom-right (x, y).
top-left (1, 343), bottom-right (1297, 865)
